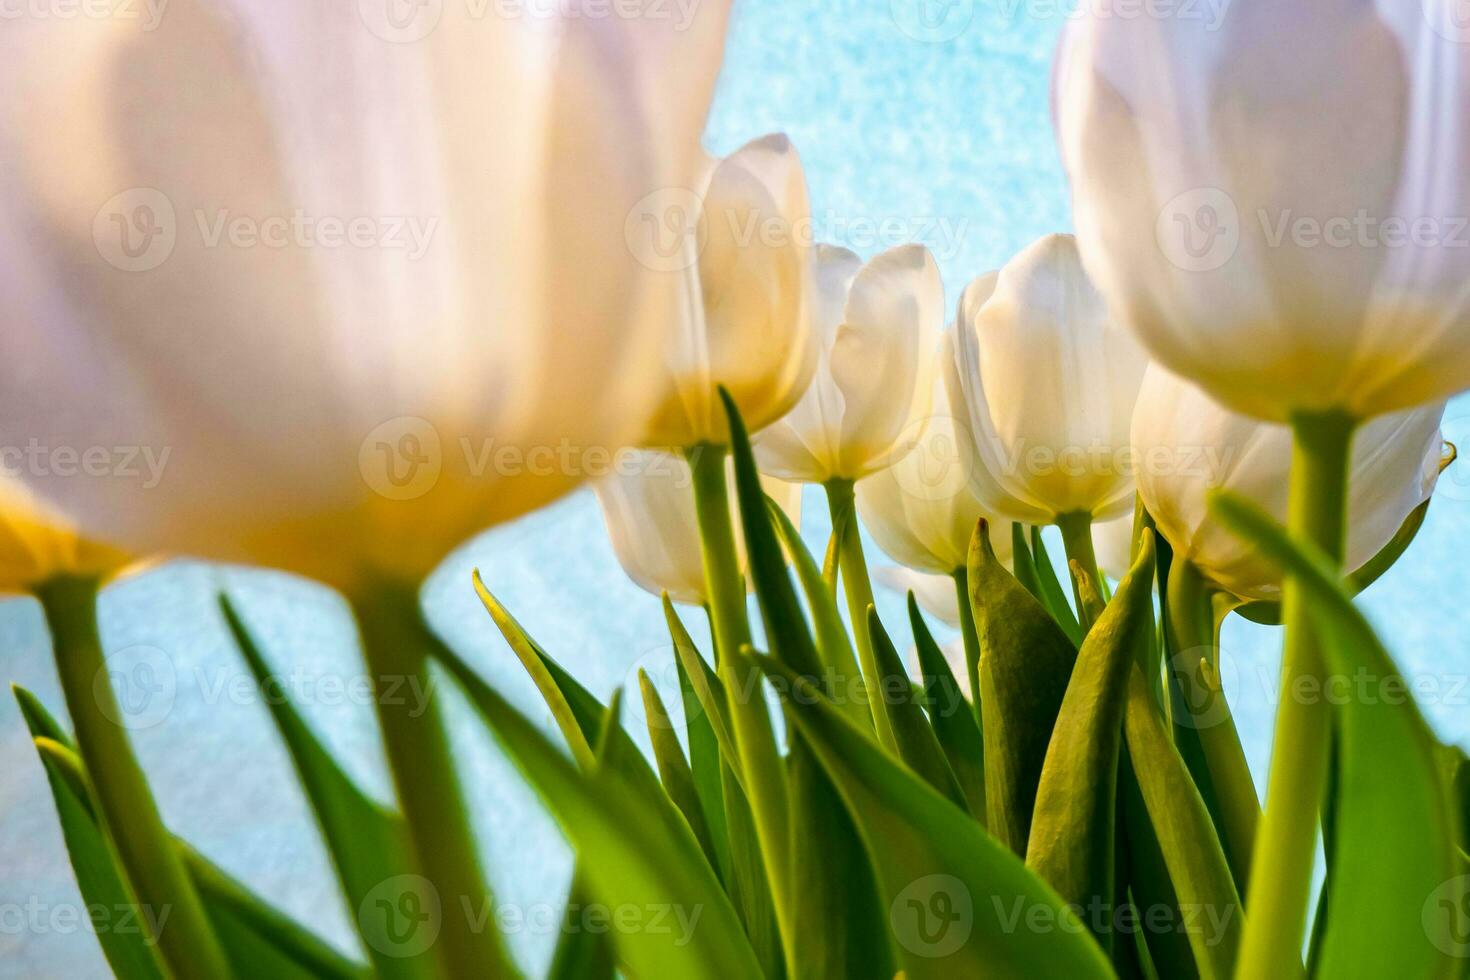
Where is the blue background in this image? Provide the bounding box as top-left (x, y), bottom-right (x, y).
top-left (4, 1), bottom-right (1470, 974)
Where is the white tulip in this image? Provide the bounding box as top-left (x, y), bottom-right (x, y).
top-left (1091, 514), bottom-right (1136, 582)
top-left (754, 243), bottom-right (943, 482)
top-left (1133, 366), bottom-right (1445, 601)
top-left (946, 234), bottom-right (1149, 525)
top-left (1055, 2), bottom-right (1470, 422)
top-left (640, 135), bottom-right (819, 449)
top-left (873, 565), bottom-right (963, 629)
top-left (0, 481), bottom-right (128, 592)
top-left (595, 450), bottom-right (801, 606)
top-left (855, 385), bottom-right (1017, 578)
top-left (0, 1), bottom-right (731, 589)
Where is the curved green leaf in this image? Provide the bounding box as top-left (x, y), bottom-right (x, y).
top-left (446, 662), bottom-right (761, 980)
top-left (767, 497), bottom-right (870, 731)
top-left (866, 607), bottom-right (967, 811)
top-left (908, 597), bottom-right (986, 822)
top-left (967, 520), bottom-right (1079, 855)
top-left (24, 720), bottom-right (365, 980)
top-left (757, 655), bottom-right (1113, 979)
top-left (1028, 534), bottom-right (1157, 952)
top-left (1212, 491), bottom-right (1457, 978)
top-left (221, 597), bottom-right (432, 980)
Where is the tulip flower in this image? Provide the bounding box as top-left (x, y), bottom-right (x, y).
top-left (856, 384), bottom-right (1017, 702)
top-left (754, 243), bottom-right (944, 482)
top-left (594, 449), bottom-right (801, 607)
top-left (1091, 514), bottom-right (1135, 583)
top-left (855, 400), bottom-right (1017, 579)
top-left (873, 565), bottom-right (974, 699)
top-left (0, 481), bottom-right (128, 594)
top-left (945, 234), bottom-right (1148, 598)
top-left (640, 135), bottom-right (819, 450)
top-left (1054, 3), bottom-right (1470, 425)
top-left (1054, 12), bottom-right (1470, 961)
top-left (874, 565), bottom-right (963, 629)
top-left (0, 1), bottom-right (731, 591)
top-left (1133, 366), bottom-right (1445, 603)
top-left (0, 6), bottom-right (733, 977)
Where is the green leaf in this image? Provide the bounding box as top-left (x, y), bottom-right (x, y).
top-left (908, 597), bottom-right (986, 823)
top-left (967, 520), bottom-right (1079, 855)
top-left (757, 655), bottom-right (1114, 979)
top-left (1123, 663), bottom-right (1242, 978)
top-left (473, 571), bottom-right (598, 768)
top-left (1027, 533), bottom-right (1157, 953)
top-left (1010, 523), bottom-right (1045, 603)
top-left (35, 575), bottom-right (231, 980)
top-left (1212, 491), bottom-right (1458, 978)
top-left (1031, 527), bottom-right (1084, 645)
top-left (13, 706), bottom-right (166, 980)
top-left (1069, 559), bottom-right (1108, 630)
top-left (637, 669), bottom-right (719, 869)
top-left (672, 628), bottom-right (729, 881)
top-left (766, 496), bottom-right (871, 731)
top-left (786, 731), bottom-right (895, 980)
top-left (546, 875), bottom-right (615, 980)
top-left (664, 597), bottom-right (744, 797)
top-left (445, 659), bottom-right (762, 980)
top-left (720, 759), bottom-right (780, 973)
top-left (183, 845), bottom-right (369, 980)
top-left (722, 389), bottom-right (824, 683)
top-left (220, 597), bottom-right (432, 980)
top-left (865, 607), bottom-right (968, 811)
top-left (23, 718), bottom-right (365, 980)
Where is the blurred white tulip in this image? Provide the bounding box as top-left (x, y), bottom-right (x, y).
top-left (0, 481), bottom-right (128, 592)
top-left (1091, 514), bottom-right (1135, 582)
top-left (755, 243), bottom-right (943, 482)
top-left (873, 565), bottom-right (962, 628)
top-left (855, 382), bottom-right (1017, 577)
top-left (946, 234), bottom-right (1149, 525)
top-left (595, 450), bottom-right (800, 606)
top-left (0, 0), bottom-right (731, 589)
top-left (641, 135), bottom-right (819, 448)
top-left (1055, 2), bottom-right (1470, 422)
top-left (1133, 366), bottom-right (1445, 600)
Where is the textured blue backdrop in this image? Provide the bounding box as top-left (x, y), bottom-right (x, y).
top-left (3, 2), bottom-right (1469, 975)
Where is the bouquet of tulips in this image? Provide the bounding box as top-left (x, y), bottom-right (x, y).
top-left (5, 1), bottom-right (1470, 979)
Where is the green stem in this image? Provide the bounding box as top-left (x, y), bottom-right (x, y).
top-left (688, 445), bottom-right (752, 662)
top-left (1165, 560), bottom-right (1260, 896)
top-left (825, 478), bottom-right (898, 753)
top-left (1057, 511), bottom-right (1105, 629)
top-left (952, 567), bottom-right (982, 720)
top-left (687, 443), bottom-right (793, 965)
top-left (349, 574), bottom-right (518, 979)
top-left (36, 574), bottom-right (233, 980)
top-left (1236, 410), bottom-right (1354, 979)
